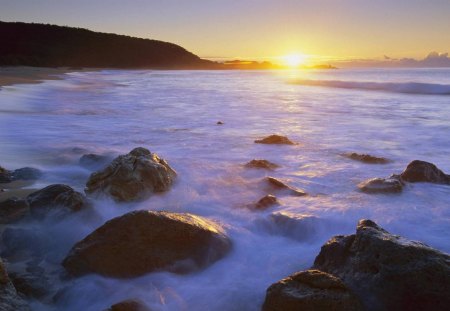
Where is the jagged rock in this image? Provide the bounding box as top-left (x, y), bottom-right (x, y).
top-left (27, 184), bottom-right (89, 217)
top-left (358, 176), bottom-right (403, 194)
top-left (0, 166), bottom-right (41, 184)
top-left (63, 210), bottom-right (231, 278)
top-left (79, 153), bottom-right (111, 170)
top-left (400, 160), bottom-right (450, 184)
top-left (0, 258), bottom-right (30, 311)
top-left (254, 194), bottom-right (279, 210)
top-left (313, 219), bottom-right (450, 311)
top-left (266, 177), bottom-right (307, 196)
top-left (85, 147), bottom-right (177, 202)
top-left (0, 198), bottom-right (29, 224)
top-left (255, 135), bottom-right (295, 145)
top-left (263, 269), bottom-right (363, 311)
top-left (244, 159), bottom-right (279, 170)
top-left (104, 299), bottom-right (152, 311)
top-left (343, 153), bottom-right (390, 164)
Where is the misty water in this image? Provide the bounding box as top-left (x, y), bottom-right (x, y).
top-left (1, 68), bottom-right (449, 310)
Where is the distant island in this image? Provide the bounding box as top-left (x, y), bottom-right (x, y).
top-left (0, 21), bottom-right (336, 70)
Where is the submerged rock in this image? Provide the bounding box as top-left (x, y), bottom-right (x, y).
top-left (27, 184), bottom-right (89, 217)
top-left (313, 219), bottom-right (450, 311)
top-left (263, 269), bottom-right (363, 311)
top-left (0, 166), bottom-right (41, 184)
top-left (343, 153), bottom-right (390, 164)
top-left (63, 210), bottom-right (231, 278)
top-left (0, 258), bottom-right (30, 311)
top-left (216, 121), bottom-right (224, 125)
top-left (264, 212), bottom-right (323, 242)
top-left (244, 159), bottom-right (279, 170)
top-left (0, 198), bottom-right (30, 224)
top-left (253, 194), bottom-right (279, 210)
top-left (400, 160), bottom-right (450, 184)
top-left (104, 299), bottom-right (152, 311)
top-left (85, 147), bottom-right (177, 202)
top-left (255, 135), bottom-right (295, 145)
top-left (357, 176), bottom-right (403, 194)
top-left (79, 153), bottom-right (111, 170)
top-left (266, 177), bottom-right (307, 196)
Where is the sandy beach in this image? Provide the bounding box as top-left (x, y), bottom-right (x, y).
top-left (0, 66), bottom-right (82, 87)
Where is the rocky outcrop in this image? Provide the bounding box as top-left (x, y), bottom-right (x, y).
top-left (0, 198), bottom-right (29, 224)
top-left (313, 219), bottom-right (450, 311)
top-left (245, 159), bottom-right (279, 170)
top-left (358, 176), bottom-right (403, 194)
top-left (343, 153), bottom-right (390, 164)
top-left (266, 177), bottom-right (307, 196)
top-left (400, 160), bottom-right (450, 184)
top-left (0, 258), bottom-right (30, 311)
top-left (26, 184), bottom-right (89, 217)
top-left (263, 269), bottom-right (363, 311)
top-left (255, 135), bottom-right (296, 145)
top-left (85, 147), bottom-right (177, 202)
top-left (0, 166), bottom-right (41, 184)
top-left (63, 211), bottom-right (231, 278)
top-left (253, 194), bottom-right (279, 210)
top-left (104, 299), bottom-right (152, 311)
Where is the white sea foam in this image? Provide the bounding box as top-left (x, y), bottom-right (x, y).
top-left (0, 68), bottom-right (449, 311)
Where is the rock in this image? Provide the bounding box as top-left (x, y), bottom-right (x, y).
top-left (104, 299), bottom-right (152, 311)
top-left (63, 210), bottom-right (231, 278)
top-left (400, 160), bottom-right (450, 184)
top-left (10, 271), bottom-right (51, 299)
top-left (1, 228), bottom-right (48, 258)
top-left (266, 177), bottom-right (307, 196)
top-left (0, 166), bottom-right (41, 184)
top-left (244, 159), bottom-right (279, 170)
top-left (358, 176), bottom-right (403, 194)
top-left (79, 153), bottom-right (111, 170)
top-left (264, 212), bottom-right (323, 241)
top-left (85, 147), bottom-right (177, 202)
top-left (343, 153), bottom-right (390, 164)
top-left (313, 219), bottom-right (450, 311)
top-left (255, 135), bottom-right (295, 145)
top-left (27, 184), bottom-right (89, 217)
top-left (216, 121), bottom-right (224, 125)
top-left (0, 258), bottom-right (30, 311)
top-left (0, 198), bottom-right (30, 224)
top-left (254, 194), bottom-right (279, 210)
top-left (263, 269), bottom-right (363, 311)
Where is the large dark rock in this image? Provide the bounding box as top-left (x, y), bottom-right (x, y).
top-left (104, 299), bottom-right (152, 311)
top-left (313, 219), bottom-right (450, 311)
top-left (63, 210), bottom-right (231, 278)
top-left (0, 198), bottom-right (30, 224)
top-left (400, 160), bottom-right (450, 184)
top-left (85, 147), bottom-right (177, 202)
top-left (0, 258), bottom-right (30, 311)
top-left (0, 166), bottom-right (41, 184)
top-left (263, 269), bottom-right (363, 311)
top-left (255, 135), bottom-right (295, 145)
top-left (26, 184), bottom-right (89, 217)
top-left (245, 159), bottom-right (279, 170)
top-left (266, 177), bottom-right (307, 196)
top-left (343, 153), bottom-right (390, 164)
top-left (358, 176), bottom-right (403, 194)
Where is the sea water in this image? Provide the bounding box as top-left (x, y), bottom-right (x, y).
top-left (0, 68), bottom-right (449, 310)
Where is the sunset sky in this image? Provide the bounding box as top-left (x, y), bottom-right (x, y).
top-left (1, 0), bottom-right (450, 63)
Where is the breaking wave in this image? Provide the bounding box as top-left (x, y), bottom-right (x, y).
top-left (290, 79), bottom-right (450, 95)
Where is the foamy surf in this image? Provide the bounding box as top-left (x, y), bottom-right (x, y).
top-left (290, 79), bottom-right (450, 95)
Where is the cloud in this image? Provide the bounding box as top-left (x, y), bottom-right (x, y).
top-left (333, 52), bottom-right (450, 68)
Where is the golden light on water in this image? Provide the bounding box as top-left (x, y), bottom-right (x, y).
top-left (282, 53), bottom-right (308, 68)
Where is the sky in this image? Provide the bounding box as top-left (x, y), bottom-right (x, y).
top-left (1, 0), bottom-right (450, 64)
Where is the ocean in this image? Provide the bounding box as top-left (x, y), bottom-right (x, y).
top-left (0, 68), bottom-right (449, 310)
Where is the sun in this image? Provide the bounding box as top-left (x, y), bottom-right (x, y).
top-left (282, 53), bottom-right (308, 68)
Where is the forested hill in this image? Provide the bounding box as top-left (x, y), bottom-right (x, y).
top-left (0, 21), bottom-right (216, 69)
